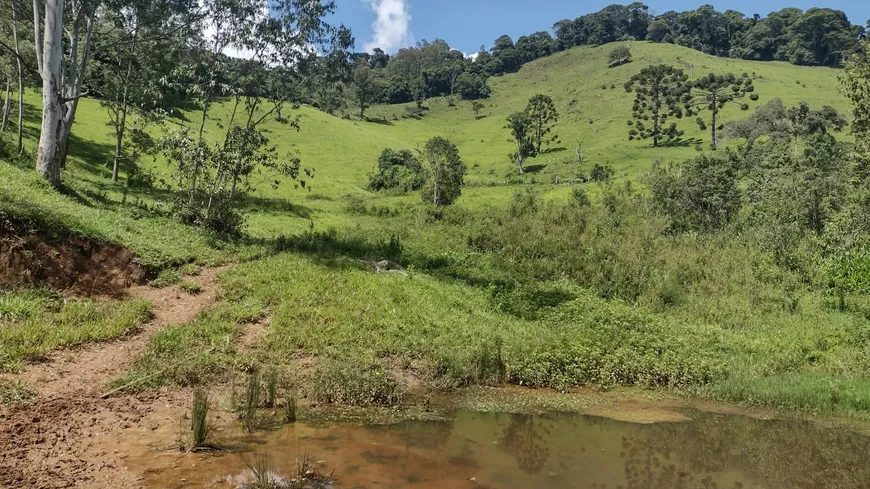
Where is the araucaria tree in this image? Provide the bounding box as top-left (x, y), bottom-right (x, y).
top-left (524, 94), bottom-right (558, 154)
top-left (688, 72), bottom-right (757, 148)
top-left (624, 65), bottom-right (690, 147)
top-left (505, 111), bottom-right (535, 174)
top-left (420, 136), bottom-right (466, 206)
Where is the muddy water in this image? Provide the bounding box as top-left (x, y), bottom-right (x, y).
top-left (137, 409), bottom-right (870, 489)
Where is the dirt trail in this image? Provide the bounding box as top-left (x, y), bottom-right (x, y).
top-left (0, 267), bottom-right (226, 489)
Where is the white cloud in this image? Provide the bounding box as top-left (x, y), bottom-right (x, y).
top-left (465, 52), bottom-right (480, 61)
top-left (363, 0), bottom-right (412, 53)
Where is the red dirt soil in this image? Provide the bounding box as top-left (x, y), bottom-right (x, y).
top-left (0, 266), bottom-right (226, 488)
top-left (0, 218), bottom-right (147, 296)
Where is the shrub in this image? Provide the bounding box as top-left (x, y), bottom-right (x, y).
top-left (313, 357), bottom-right (404, 407)
top-left (367, 148), bottom-right (426, 192)
top-left (242, 369), bottom-right (261, 432)
top-left (264, 368), bottom-right (278, 408)
top-left (648, 152), bottom-right (742, 233)
top-left (589, 163), bottom-right (615, 182)
top-left (282, 388), bottom-right (297, 423)
top-left (191, 388), bottom-right (212, 449)
top-left (571, 188), bottom-right (591, 206)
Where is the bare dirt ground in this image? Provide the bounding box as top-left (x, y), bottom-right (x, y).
top-left (0, 267), bottom-right (226, 489)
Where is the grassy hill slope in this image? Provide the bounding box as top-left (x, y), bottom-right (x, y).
top-left (0, 41), bottom-right (852, 244)
top-left (3, 41), bottom-right (870, 417)
top-left (365, 41), bottom-right (848, 183)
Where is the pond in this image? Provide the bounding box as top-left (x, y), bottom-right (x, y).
top-left (139, 408), bottom-right (870, 488)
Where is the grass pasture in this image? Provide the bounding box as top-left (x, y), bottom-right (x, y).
top-left (2, 40), bottom-right (869, 419)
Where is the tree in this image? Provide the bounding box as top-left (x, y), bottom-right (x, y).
top-left (724, 98), bottom-right (790, 146)
top-left (370, 47), bottom-right (389, 68)
top-left (624, 64), bottom-right (690, 147)
top-left (647, 18), bottom-right (672, 42)
top-left (352, 63), bottom-right (380, 120)
top-left (786, 101), bottom-right (847, 156)
top-left (608, 45), bottom-right (632, 67)
top-left (419, 136), bottom-right (466, 206)
top-left (454, 72), bottom-right (490, 100)
top-left (471, 101), bottom-right (484, 119)
top-left (7, 0), bottom-right (27, 153)
top-left (95, 0), bottom-right (193, 182)
top-left (368, 148), bottom-right (425, 192)
top-left (524, 94), bottom-right (558, 154)
top-left (32, 0), bottom-right (99, 186)
top-left (725, 98), bottom-right (846, 153)
top-left (156, 0), bottom-right (348, 234)
top-left (505, 111), bottom-right (535, 175)
top-left (746, 134), bottom-right (848, 264)
top-left (688, 72), bottom-right (756, 148)
top-left (840, 37), bottom-right (870, 179)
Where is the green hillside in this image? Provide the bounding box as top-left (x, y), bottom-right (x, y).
top-left (5, 39), bottom-right (870, 417)
top-left (6, 41), bottom-right (848, 241)
top-left (365, 41), bottom-right (848, 184)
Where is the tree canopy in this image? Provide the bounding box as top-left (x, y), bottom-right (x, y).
top-left (625, 65), bottom-right (690, 147)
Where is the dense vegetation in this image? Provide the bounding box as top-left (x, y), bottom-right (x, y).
top-left (2, 0), bottom-right (870, 422)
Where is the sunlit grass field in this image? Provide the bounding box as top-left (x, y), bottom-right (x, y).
top-left (7, 42), bottom-right (849, 240)
top-left (4, 41), bottom-right (869, 417)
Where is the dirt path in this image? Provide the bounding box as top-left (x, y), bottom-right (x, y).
top-left (0, 267), bottom-right (226, 489)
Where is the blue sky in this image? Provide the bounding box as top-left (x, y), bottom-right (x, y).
top-left (328, 0), bottom-right (870, 55)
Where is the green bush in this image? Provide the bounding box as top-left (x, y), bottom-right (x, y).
top-left (649, 151), bottom-right (742, 233)
top-left (367, 148), bottom-right (426, 192)
top-left (313, 356), bottom-right (404, 406)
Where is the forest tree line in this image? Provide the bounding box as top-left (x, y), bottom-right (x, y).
top-left (341, 3), bottom-right (867, 110)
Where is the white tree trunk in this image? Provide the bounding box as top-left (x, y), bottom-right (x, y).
top-left (1, 79), bottom-right (10, 132)
top-left (12, 0), bottom-right (24, 153)
top-left (35, 0), bottom-right (64, 186)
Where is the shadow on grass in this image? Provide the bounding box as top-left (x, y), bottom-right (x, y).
top-left (523, 164), bottom-right (546, 174)
top-left (259, 227), bottom-right (516, 293)
top-left (539, 147), bottom-right (567, 155)
top-left (20, 101), bottom-right (41, 124)
top-left (608, 59), bottom-right (633, 68)
top-left (241, 194), bottom-right (315, 219)
top-left (364, 117), bottom-right (394, 126)
top-left (659, 137), bottom-right (704, 148)
top-left (67, 133), bottom-right (115, 175)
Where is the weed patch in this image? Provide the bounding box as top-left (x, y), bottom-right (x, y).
top-left (0, 379), bottom-right (35, 410)
top-left (313, 356), bottom-right (405, 407)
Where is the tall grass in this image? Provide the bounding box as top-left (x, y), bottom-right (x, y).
top-left (191, 387), bottom-right (212, 449)
top-left (264, 368), bottom-right (278, 408)
top-left (282, 388), bottom-right (297, 424)
top-left (243, 370), bottom-right (261, 433)
top-left (241, 450), bottom-right (276, 489)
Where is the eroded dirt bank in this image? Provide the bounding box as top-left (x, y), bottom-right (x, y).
top-left (0, 218), bottom-right (148, 296)
top-left (0, 267), bottom-right (225, 489)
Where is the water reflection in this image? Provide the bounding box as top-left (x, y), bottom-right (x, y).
top-left (499, 414), bottom-right (551, 474)
top-left (140, 408), bottom-right (870, 489)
